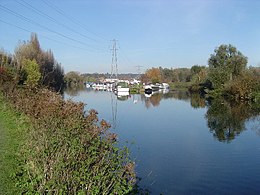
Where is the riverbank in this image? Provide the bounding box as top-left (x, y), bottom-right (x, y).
top-left (0, 87), bottom-right (136, 194)
top-left (0, 95), bottom-right (28, 194)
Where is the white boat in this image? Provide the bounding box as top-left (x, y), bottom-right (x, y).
top-left (144, 85), bottom-right (152, 94)
top-left (162, 83), bottom-right (169, 89)
top-left (92, 83), bottom-right (107, 90)
top-left (117, 86), bottom-right (129, 92)
top-left (116, 82), bottom-right (129, 92)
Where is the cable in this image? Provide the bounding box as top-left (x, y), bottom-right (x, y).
top-left (41, 0), bottom-right (108, 42)
top-left (15, 0), bottom-right (105, 45)
top-left (0, 19), bottom-right (107, 52)
top-left (0, 4), bottom-right (105, 51)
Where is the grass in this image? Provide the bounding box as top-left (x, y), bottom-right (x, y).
top-left (0, 95), bottom-right (28, 195)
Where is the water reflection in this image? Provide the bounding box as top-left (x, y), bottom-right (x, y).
top-left (64, 87), bottom-right (260, 143)
top-left (141, 90), bottom-right (190, 109)
top-left (190, 93), bottom-right (206, 109)
top-left (63, 88), bottom-right (260, 194)
top-left (205, 98), bottom-right (260, 143)
top-left (65, 85), bottom-right (87, 96)
top-left (116, 91), bottom-right (129, 101)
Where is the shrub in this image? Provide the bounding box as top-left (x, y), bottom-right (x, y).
top-left (224, 73), bottom-right (259, 101)
top-left (1, 86), bottom-right (136, 194)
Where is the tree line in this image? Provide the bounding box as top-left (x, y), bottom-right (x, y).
top-left (141, 44), bottom-right (260, 102)
top-left (0, 33), bottom-right (64, 91)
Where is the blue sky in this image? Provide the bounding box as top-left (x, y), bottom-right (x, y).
top-left (0, 0), bottom-right (260, 73)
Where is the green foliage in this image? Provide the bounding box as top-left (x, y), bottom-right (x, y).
top-left (65, 71), bottom-right (85, 87)
top-left (223, 72), bottom-right (259, 101)
top-left (23, 59), bottom-right (41, 88)
top-left (0, 85), bottom-right (136, 194)
top-left (208, 67), bottom-right (230, 89)
top-left (14, 33), bottom-right (64, 91)
top-left (208, 44), bottom-right (248, 89)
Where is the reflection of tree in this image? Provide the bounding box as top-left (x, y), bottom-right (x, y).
top-left (150, 93), bottom-right (162, 107)
top-left (171, 90), bottom-right (190, 101)
top-left (252, 116), bottom-right (260, 136)
top-left (64, 85), bottom-right (85, 96)
top-left (141, 91), bottom-right (190, 109)
top-left (142, 93), bottom-right (163, 109)
top-left (206, 98), bottom-right (260, 143)
top-left (190, 93), bottom-right (206, 109)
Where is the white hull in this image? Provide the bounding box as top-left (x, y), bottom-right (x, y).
top-left (117, 86), bottom-right (129, 92)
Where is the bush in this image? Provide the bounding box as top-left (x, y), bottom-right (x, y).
top-left (224, 73), bottom-right (259, 101)
top-left (1, 86), bottom-right (136, 194)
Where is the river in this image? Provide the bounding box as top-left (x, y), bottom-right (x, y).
top-left (64, 88), bottom-right (260, 194)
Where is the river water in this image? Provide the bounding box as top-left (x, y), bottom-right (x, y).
top-left (64, 88), bottom-right (260, 194)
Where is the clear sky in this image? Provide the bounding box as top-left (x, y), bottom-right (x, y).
top-left (0, 0), bottom-right (260, 73)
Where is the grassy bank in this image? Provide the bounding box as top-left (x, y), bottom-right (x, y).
top-left (0, 95), bottom-right (28, 195)
top-left (0, 87), bottom-right (136, 194)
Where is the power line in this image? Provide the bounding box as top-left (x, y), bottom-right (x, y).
top-left (0, 19), bottom-right (100, 52)
top-left (14, 0), bottom-right (105, 46)
top-left (41, 0), bottom-right (108, 42)
top-left (0, 4), bottom-right (105, 51)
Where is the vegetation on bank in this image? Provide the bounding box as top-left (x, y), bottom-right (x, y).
top-left (140, 44), bottom-right (260, 102)
top-left (0, 34), bottom-right (136, 194)
top-left (0, 95), bottom-right (28, 195)
top-left (0, 33), bottom-right (64, 91)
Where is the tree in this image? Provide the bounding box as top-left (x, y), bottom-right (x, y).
top-left (144, 67), bottom-right (162, 84)
top-left (208, 44), bottom-right (247, 89)
top-left (64, 71), bottom-right (84, 86)
top-left (14, 33), bottom-right (64, 90)
top-left (23, 59), bottom-right (41, 88)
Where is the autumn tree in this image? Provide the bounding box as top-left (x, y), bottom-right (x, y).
top-left (143, 67), bottom-right (162, 84)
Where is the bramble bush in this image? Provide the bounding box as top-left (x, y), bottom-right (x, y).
top-left (1, 84), bottom-right (136, 194)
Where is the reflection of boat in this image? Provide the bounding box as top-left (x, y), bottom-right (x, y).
top-left (117, 91), bottom-right (129, 101)
top-left (117, 91), bottom-right (129, 96)
top-left (144, 93), bottom-right (152, 98)
top-left (160, 88), bottom-right (170, 94)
